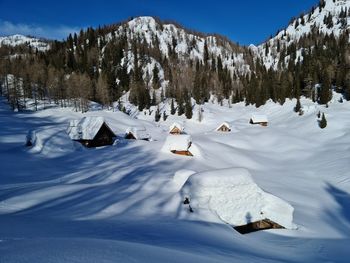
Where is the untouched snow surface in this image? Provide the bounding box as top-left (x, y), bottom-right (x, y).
top-left (0, 95), bottom-right (350, 262)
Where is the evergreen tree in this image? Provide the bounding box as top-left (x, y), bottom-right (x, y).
top-left (185, 98), bottom-right (193, 119)
top-left (154, 106), bottom-right (161, 122)
top-left (163, 111), bottom-right (168, 121)
top-left (177, 98), bottom-right (184, 116)
top-left (294, 97), bottom-right (301, 113)
top-left (170, 98), bottom-right (176, 115)
top-left (153, 64), bottom-right (159, 88)
top-left (319, 113), bottom-right (327, 129)
top-left (319, 72), bottom-right (332, 104)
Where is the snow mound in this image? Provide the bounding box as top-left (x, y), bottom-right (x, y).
top-left (161, 135), bottom-right (192, 152)
top-left (173, 170), bottom-right (196, 190)
top-left (28, 128), bottom-right (78, 158)
top-left (125, 126), bottom-right (151, 140)
top-left (181, 168), bottom-right (295, 229)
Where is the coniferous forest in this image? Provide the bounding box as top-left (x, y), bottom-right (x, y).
top-left (0, 1), bottom-right (349, 115)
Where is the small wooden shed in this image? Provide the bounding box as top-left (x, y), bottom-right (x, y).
top-left (216, 122), bottom-right (231, 132)
top-left (163, 135), bottom-right (193, 156)
top-left (125, 127), bottom-right (151, 141)
top-left (250, 114), bottom-right (268, 127)
top-left (169, 122), bottom-right (184, 135)
top-left (67, 117), bottom-right (116, 147)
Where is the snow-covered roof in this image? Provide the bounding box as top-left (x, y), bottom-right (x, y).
top-left (67, 117), bottom-right (114, 140)
top-left (250, 114), bottom-right (268, 123)
top-left (162, 135), bottom-right (192, 152)
top-left (216, 122), bottom-right (231, 131)
top-left (181, 168), bottom-right (294, 229)
top-left (126, 127), bottom-right (151, 140)
top-left (169, 122), bottom-right (184, 133)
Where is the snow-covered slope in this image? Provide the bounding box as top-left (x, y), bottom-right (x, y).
top-left (101, 16), bottom-right (250, 83)
top-left (0, 34), bottom-right (50, 51)
top-left (0, 93), bottom-right (349, 262)
top-left (252, 0), bottom-right (350, 69)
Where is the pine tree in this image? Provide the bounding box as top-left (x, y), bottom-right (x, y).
top-left (294, 97), bottom-right (301, 113)
top-left (177, 98), bottom-right (184, 116)
top-left (155, 106), bottom-right (161, 122)
top-left (185, 98), bottom-right (193, 119)
top-left (170, 98), bottom-right (176, 115)
top-left (153, 64), bottom-right (159, 88)
top-left (163, 111), bottom-right (168, 121)
top-left (319, 113), bottom-right (327, 129)
top-left (319, 72), bottom-right (332, 104)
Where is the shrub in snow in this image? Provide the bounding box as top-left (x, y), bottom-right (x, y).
top-left (294, 98), bottom-right (301, 113)
top-left (319, 113), bottom-right (327, 129)
top-left (25, 130), bottom-right (36, 147)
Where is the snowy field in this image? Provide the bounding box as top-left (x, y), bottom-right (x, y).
top-left (0, 95), bottom-right (349, 262)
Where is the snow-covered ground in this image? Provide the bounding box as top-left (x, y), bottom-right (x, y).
top-left (0, 94), bottom-right (349, 262)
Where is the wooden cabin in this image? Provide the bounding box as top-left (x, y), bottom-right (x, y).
top-left (250, 114), bottom-right (268, 127)
top-left (216, 122), bottom-right (231, 132)
top-left (169, 122), bottom-right (184, 135)
top-left (67, 117), bottom-right (116, 147)
top-left (125, 127), bottom-right (151, 141)
top-left (162, 135), bottom-right (193, 156)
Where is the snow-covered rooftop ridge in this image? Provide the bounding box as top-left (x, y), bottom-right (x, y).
top-left (251, 114), bottom-right (268, 123)
top-left (181, 168), bottom-right (295, 229)
top-left (169, 122), bottom-right (184, 133)
top-left (126, 126), bottom-right (151, 140)
top-left (0, 34), bottom-right (50, 51)
top-left (67, 116), bottom-right (113, 140)
top-left (162, 135), bottom-right (192, 152)
top-left (216, 122), bottom-right (231, 131)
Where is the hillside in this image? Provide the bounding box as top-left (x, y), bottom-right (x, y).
top-left (0, 93), bottom-right (349, 262)
top-left (1, 0), bottom-right (350, 111)
top-left (252, 0), bottom-right (350, 69)
top-left (0, 34), bottom-right (50, 52)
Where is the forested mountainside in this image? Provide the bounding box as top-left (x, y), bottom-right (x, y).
top-left (0, 0), bottom-right (349, 114)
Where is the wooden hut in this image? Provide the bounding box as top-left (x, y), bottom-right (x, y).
top-left (216, 122), bottom-right (231, 132)
top-left (67, 117), bottom-right (116, 147)
top-left (125, 127), bottom-right (151, 141)
top-left (169, 122), bottom-right (184, 135)
top-left (250, 114), bottom-right (268, 127)
top-left (162, 135), bottom-right (193, 156)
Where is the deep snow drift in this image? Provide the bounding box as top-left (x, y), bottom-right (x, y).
top-left (180, 168), bottom-right (295, 229)
top-left (0, 95), bottom-right (350, 262)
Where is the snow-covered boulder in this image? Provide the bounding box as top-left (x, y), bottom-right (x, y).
top-left (181, 168), bottom-right (295, 229)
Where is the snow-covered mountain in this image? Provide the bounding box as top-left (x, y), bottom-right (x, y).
top-left (252, 0), bottom-right (350, 69)
top-left (101, 16), bottom-right (251, 79)
top-left (0, 34), bottom-right (50, 51)
top-left (129, 17), bottom-right (248, 71)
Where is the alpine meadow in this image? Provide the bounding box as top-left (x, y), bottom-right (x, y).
top-left (0, 0), bottom-right (350, 262)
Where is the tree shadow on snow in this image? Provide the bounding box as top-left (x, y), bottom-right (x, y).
top-left (324, 183), bottom-right (350, 234)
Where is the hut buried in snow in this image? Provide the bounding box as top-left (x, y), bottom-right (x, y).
top-left (125, 127), bottom-right (151, 141)
top-left (169, 122), bottom-right (184, 135)
top-left (180, 168), bottom-right (295, 233)
top-left (67, 117), bottom-right (116, 147)
top-left (216, 122), bottom-right (231, 132)
top-left (250, 114), bottom-right (268, 126)
top-left (162, 135), bottom-right (193, 156)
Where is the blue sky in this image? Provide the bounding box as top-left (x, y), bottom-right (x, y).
top-left (0, 0), bottom-right (318, 45)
